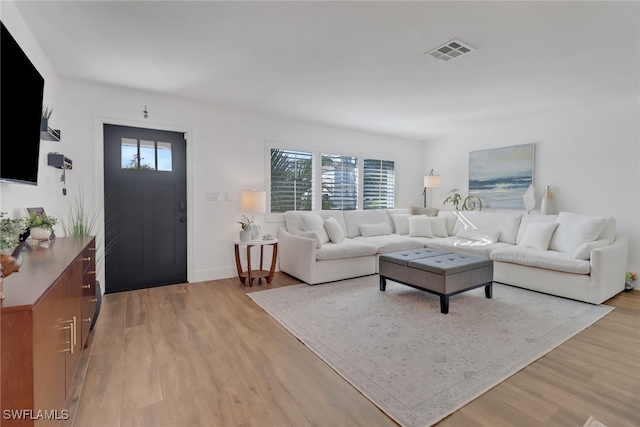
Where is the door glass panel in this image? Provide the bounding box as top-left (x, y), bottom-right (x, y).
top-left (157, 142), bottom-right (172, 171)
top-left (139, 140), bottom-right (156, 170)
top-left (121, 138), bottom-right (138, 169)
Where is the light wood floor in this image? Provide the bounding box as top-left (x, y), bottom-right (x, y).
top-left (66, 274), bottom-right (640, 427)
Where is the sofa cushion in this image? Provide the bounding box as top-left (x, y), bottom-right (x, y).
top-left (549, 212), bottom-right (606, 254)
top-left (597, 216), bottom-right (617, 244)
top-left (490, 246), bottom-right (590, 275)
top-left (428, 217), bottom-right (449, 238)
top-left (343, 210), bottom-right (390, 238)
top-left (519, 222), bottom-right (558, 251)
top-left (573, 239), bottom-right (610, 260)
top-left (426, 236), bottom-right (511, 258)
top-left (324, 216), bottom-right (345, 243)
top-left (437, 211), bottom-right (458, 236)
top-left (452, 211), bottom-right (522, 244)
top-left (409, 216), bottom-right (433, 237)
top-left (294, 230), bottom-right (322, 248)
top-left (386, 209), bottom-right (410, 233)
top-left (360, 222), bottom-right (391, 237)
top-left (285, 211), bottom-right (305, 234)
top-left (285, 210), bottom-right (347, 235)
top-left (456, 228), bottom-right (501, 244)
top-left (301, 212), bottom-right (331, 244)
top-left (353, 234), bottom-right (424, 254)
top-left (410, 206), bottom-right (439, 216)
top-left (315, 239), bottom-right (378, 261)
top-left (515, 215), bottom-right (557, 244)
top-left (391, 214), bottom-right (411, 235)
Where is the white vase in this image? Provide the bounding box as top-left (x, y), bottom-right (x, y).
top-left (30, 227), bottom-right (52, 240)
top-left (239, 230), bottom-right (252, 242)
top-left (540, 186), bottom-right (555, 215)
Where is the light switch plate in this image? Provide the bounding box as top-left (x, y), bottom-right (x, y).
top-left (207, 191), bottom-right (221, 201)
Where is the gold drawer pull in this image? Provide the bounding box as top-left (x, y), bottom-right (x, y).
top-left (89, 297), bottom-right (97, 303)
top-left (87, 270), bottom-right (96, 275)
top-left (83, 318), bottom-right (92, 323)
top-left (89, 247), bottom-right (97, 251)
top-left (83, 284), bottom-right (92, 289)
top-left (82, 257), bottom-right (91, 261)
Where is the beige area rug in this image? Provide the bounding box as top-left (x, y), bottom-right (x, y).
top-left (248, 275), bottom-right (613, 427)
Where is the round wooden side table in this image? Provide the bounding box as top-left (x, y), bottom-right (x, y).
top-left (232, 238), bottom-right (279, 286)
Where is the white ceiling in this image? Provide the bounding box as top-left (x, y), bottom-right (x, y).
top-left (13, 1), bottom-right (640, 141)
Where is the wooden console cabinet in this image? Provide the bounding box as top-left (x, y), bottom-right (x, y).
top-left (1, 237), bottom-right (96, 427)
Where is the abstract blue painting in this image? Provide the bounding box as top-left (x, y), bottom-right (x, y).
top-left (469, 143), bottom-right (534, 209)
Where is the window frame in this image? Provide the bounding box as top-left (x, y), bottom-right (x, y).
top-left (266, 141), bottom-right (396, 222)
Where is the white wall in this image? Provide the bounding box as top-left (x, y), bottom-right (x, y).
top-left (53, 81), bottom-right (425, 287)
top-left (424, 96), bottom-right (640, 275)
top-left (0, 1), bottom-right (63, 215)
top-left (1, 0), bottom-right (425, 289)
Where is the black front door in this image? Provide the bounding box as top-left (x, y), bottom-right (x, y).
top-left (103, 124), bottom-right (187, 293)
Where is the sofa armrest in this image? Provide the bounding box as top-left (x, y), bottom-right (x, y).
top-left (278, 226), bottom-right (317, 282)
top-left (590, 236), bottom-right (628, 301)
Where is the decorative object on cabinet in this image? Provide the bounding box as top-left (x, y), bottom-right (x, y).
top-left (0, 241), bottom-right (25, 300)
top-left (240, 189), bottom-right (266, 240)
top-left (41, 106), bottom-right (61, 141)
top-left (523, 184), bottom-right (536, 214)
top-left (0, 211), bottom-right (24, 251)
top-left (422, 169), bottom-right (441, 207)
top-left (25, 209), bottom-right (58, 242)
top-left (469, 143), bottom-right (534, 209)
top-left (58, 191), bottom-right (123, 331)
top-left (540, 185), bottom-right (555, 215)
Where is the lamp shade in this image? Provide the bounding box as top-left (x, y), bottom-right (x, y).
top-left (424, 175), bottom-right (441, 188)
top-left (240, 190), bottom-right (266, 213)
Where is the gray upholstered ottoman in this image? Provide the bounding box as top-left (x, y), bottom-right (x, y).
top-left (379, 250), bottom-right (494, 314)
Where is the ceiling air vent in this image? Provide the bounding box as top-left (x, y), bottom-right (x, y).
top-left (426, 39), bottom-right (475, 61)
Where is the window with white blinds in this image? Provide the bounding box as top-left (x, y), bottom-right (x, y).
top-left (321, 154), bottom-right (358, 210)
top-left (363, 158), bottom-right (395, 209)
top-left (270, 148), bottom-right (314, 212)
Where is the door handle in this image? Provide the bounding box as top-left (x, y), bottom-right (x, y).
top-left (179, 217), bottom-right (186, 223)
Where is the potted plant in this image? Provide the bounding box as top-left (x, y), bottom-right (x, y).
top-left (25, 211), bottom-right (57, 241)
top-left (1, 212), bottom-right (24, 251)
top-left (625, 272), bottom-right (637, 291)
top-left (1, 213), bottom-right (26, 299)
top-left (238, 215), bottom-right (253, 242)
top-left (443, 188), bottom-right (462, 210)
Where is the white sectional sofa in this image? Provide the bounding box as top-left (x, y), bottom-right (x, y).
top-left (278, 209), bottom-right (628, 304)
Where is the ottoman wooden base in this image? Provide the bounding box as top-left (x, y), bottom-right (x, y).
top-left (379, 251), bottom-right (494, 314)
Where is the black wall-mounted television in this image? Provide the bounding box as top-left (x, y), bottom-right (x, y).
top-left (1, 21), bottom-right (45, 185)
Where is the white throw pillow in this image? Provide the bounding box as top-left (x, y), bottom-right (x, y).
top-left (301, 212), bottom-right (330, 244)
top-left (391, 214), bottom-right (411, 235)
top-left (573, 239), bottom-right (610, 260)
top-left (428, 216), bottom-right (449, 237)
top-left (409, 216), bottom-right (433, 237)
top-left (293, 230), bottom-right (323, 248)
top-left (360, 222), bottom-right (391, 237)
top-left (549, 212), bottom-right (606, 254)
top-left (324, 217), bottom-right (345, 243)
top-left (519, 222), bottom-right (558, 251)
top-left (457, 228), bottom-right (501, 244)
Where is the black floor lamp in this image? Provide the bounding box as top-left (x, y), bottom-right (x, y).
top-left (422, 169), bottom-right (441, 207)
